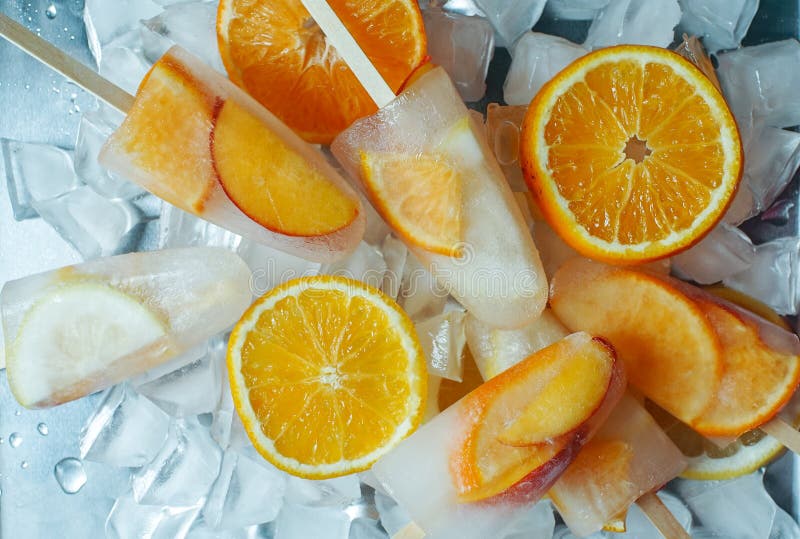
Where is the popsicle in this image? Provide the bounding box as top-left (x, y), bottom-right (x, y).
top-left (372, 332), bottom-right (626, 539)
top-left (1, 247), bottom-right (252, 408)
top-left (0, 14), bottom-right (365, 263)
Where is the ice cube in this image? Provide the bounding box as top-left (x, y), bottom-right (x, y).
top-left (159, 203), bottom-right (243, 251)
top-left (202, 450), bottom-right (286, 530)
top-left (397, 253), bottom-right (448, 322)
top-left (75, 111), bottom-right (145, 200)
top-left (442, 0), bottom-right (486, 17)
top-left (501, 500), bottom-right (555, 539)
top-left (274, 504), bottom-right (351, 539)
top-left (142, 2), bottom-right (225, 73)
top-left (422, 8), bottom-right (495, 102)
top-left (240, 240), bottom-right (321, 296)
top-left (583, 0), bottom-right (681, 49)
top-left (676, 473), bottom-right (776, 538)
top-left (544, 0), bottom-right (610, 20)
top-left (349, 518), bottom-right (388, 539)
top-left (485, 104), bottom-right (528, 189)
top-left (98, 31), bottom-right (154, 95)
top-left (677, 0), bottom-right (758, 53)
top-left (671, 223), bottom-right (755, 285)
top-left (132, 417), bottom-right (223, 506)
top-left (1, 139), bottom-right (81, 221)
top-left (105, 491), bottom-right (202, 539)
top-left (717, 40), bottom-right (800, 129)
top-left (724, 237), bottom-right (800, 315)
top-left (414, 308), bottom-right (467, 381)
top-left (137, 343), bottom-right (223, 416)
top-left (723, 182), bottom-right (758, 225)
top-left (32, 186), bottom-right (143, 259)
top-left (83, 0), bottom-right (162, 64)
top-left (322, 241), bottom-right (387, 290)
top-left (381, 234), bottom-right (408, 301)
top-left (80, 383), bottom-right (171, 467)
top-left (285, 474), bottom-right (363, 507)
top-left (374, 491), bottom-right (412, 537)
top-left (742, 126), bottom-right (800, 213)
top-left (770, 505), bottom-right (800, 539)
top-left (472, 0), bottom-right (547, 47)
top-left (504, 32), bottom-right (587, 106)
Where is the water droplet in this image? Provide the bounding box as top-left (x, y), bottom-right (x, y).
top-left (45, 4), bottom-right (57, 18)
top-left (37, 423), bottom-right (48, 436)
top-left (54, 458), bottom-right (87, 494)
top-left (20, 461), bottom-right (29, 470)
top-left (0, 437), bottom-right (5, 444)
top-left (9, 433), bottom-right (22, 448)
top-left (14, 410), bottom-right (21, 416)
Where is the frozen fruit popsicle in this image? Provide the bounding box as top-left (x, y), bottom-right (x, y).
top-left (372, 332), bottom-right (625, 539)
top-left (549, 393), bottom-right (688, 537)
top-left (332, 67), bottom-right (548, 329)
top-left (97, 45), bottom-right (364, 263)
top-left (1, 247), bottom-right (252, 408)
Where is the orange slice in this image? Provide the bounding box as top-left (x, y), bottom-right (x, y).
top-left (360, 149), bottom-right (462, 256)
top-left (520, 45), bottom-right (742, 263)
top-left (211, 99), bottom-right (359, 236)
top-left (217, 0), bottom-right (426, 144)
top-left (690, 298), bottom-right (800, 437)
top-left (227, 276), bottom-right (426, 478)
top-left (450, 333), bottom-right (618, 502)
top-left (102, 56), bottom-right (215, 212)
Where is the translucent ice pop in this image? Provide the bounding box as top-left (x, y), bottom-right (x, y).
top-left (98, 46), bottom-right (365, 263)
top-left (1, 247), bottom-right (252, 408)
top-left (549, 394), bottom-right (688, 537)
top-left (332, 67), bottom-right (548, 329)
top-left (372, 332), bottom-right (625, 539)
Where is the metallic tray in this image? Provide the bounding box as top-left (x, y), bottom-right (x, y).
top-left (1, 0), bottom-right (799, 537)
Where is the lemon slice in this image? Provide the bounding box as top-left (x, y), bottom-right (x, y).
top-left (8, 282), bottom-right (166, 408)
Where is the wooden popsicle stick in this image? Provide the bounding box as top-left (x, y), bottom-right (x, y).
top-left (298, 0), bottom-right (396, 108)
top-left (637, 491), bottom-right (690, 539)
top-left (761, 417), bottom-right (800, 454)
top-left (0, 12), bottom-right (133, 113)
top-left (391, 522), bottom-right (425, 539)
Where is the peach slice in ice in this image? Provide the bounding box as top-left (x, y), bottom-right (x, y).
top-left (550, 258), bottom-right (723, 425)
top-left (450, 332), bottom-right (625, 503)
top-left (212, 99), bottom-right (360, 236)
top-left (689, 296), bottom-right (800, 437)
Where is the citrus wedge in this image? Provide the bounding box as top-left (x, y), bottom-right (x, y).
top-left (217, 0), bottom-right (426, 144)
top-left (521, 45), bottom-right (742, 263)
top-left (8, 282), bottom-right (167, 408)
top-left (360, 150), bottom-right (463, 256)
top-left (227, 276), bottom-right (426, 478)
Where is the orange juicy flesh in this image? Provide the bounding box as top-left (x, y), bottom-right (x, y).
top-left (218, 0), bottom-right (426, 144)
top-left (211, 99), bottom-right (359, 236)
top-left (240, 289), bottom-right (417, 466)
top-left (108, 56), bottom-right (215, 212)
top-left (691, 299), bottom-right (800, 437)
top-left (527, 46), bottom-right (741, 263)
top-left (498, 346), bottom-right (613, 446)
top-left (550, 260), bottom-right (723, 424)
top-left (361, 152), bottom-right (463, 256)
top-left (450, 334), bottom-right (615, 502)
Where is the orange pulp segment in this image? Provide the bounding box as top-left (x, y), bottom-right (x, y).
top-left (227, 276), bottom-right (426, 478)
top-left (217, 0), bottom-right (426, 144)
top-left (521, 45), bottom-right (742, 263)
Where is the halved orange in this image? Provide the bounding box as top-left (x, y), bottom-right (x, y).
top-left (360, 150), bottom-right (462, 256)
top-left (227, 276), bottom-right (426, 478)
top-left (217, 0), bottom-right (427, 144)
top-left (520, 45), bottom-right (743, 263)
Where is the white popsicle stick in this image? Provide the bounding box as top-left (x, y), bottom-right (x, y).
top-left (637, 491), bottom-right (691, 539)
top-left (298, 0), bottom-right (397, 108)
top-left (0, 12), bottom-right (133, 113)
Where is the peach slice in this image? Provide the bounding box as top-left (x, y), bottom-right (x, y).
top-left (689, 297), bottom-right (800, 437)
top-left (450, 332), bottom-right (625, 503)
top-left (550, 258), bottom-right (723, 425)
top-left (211, 99), bottom-right (360, 237)
top-left (498, 343), bottom-right (614, 445)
